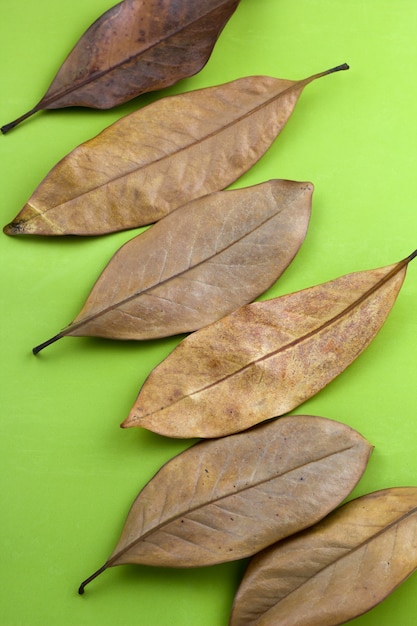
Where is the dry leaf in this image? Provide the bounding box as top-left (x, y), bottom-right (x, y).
top-left (123, 250), bottom-right (416, 438)
top-left (1, 0), bottom-right (241, 133)
top-left (78, 415), bottom-right (372, 594)
top-left (3, 64), bottom-right (347, 235)
top-left (230, 487), bottom-right (417, 626)
top-left (32, 179), bottom-right (313, 354)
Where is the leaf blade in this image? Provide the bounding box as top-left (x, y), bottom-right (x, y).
top-left (78, 415), bottom-right (372, 593)
top-left (1, 0), bottom-right (241, 132)
top-left (230, 487), bottom-right (417, 626)
top-left (32, 179), bottom-right (313, 352)
top-left (124, 252), bottom-right (415, 437)
top-left (4, 65), bottom-right (347, 235)
top-left (42, 0), bottom-right (241, 109)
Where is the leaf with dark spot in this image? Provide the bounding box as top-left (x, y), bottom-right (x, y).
top-left (78, 415), bottom-right (372, 594)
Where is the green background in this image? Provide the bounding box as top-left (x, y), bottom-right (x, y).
top-left (1, 0), bottom-right (416, 624)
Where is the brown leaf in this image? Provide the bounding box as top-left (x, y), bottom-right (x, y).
top-left (1, 0), bottom-right (241, 133)
top-left (32, 179), bottom-right (313, 354)
top-left (123, 250), bottom-right (417, 438)
top-left (77, 415), bottom-right (372, 594)
top-left (230, 487), bottom-right (417, 626)
top-left (3, 64), bottom-right (347, 235)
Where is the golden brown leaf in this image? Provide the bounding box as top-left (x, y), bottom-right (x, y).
top-left (32, 179), bottom-right (313, 354)
top-left (78, 415), bottom-right (372, 594)
top-left (123, 250), bottom-right (416, 437)
top-left (230, 487), bottom-right (417, 626)
top-left (3, 64), bottom-right (347, 235)
top-left (1, 0), bottom-right (241, 133)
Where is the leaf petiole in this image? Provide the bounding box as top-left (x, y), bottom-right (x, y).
top-left (78, 563), bottom-right (108, 595)
top-left (1, 105), bottom-right (41, 134)
top-left (32, 332), bottom-right (65, 355)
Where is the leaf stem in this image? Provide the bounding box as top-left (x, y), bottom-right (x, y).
top-left (324, 62), bottom-right (350, 74)
top-left (300, 63), bottom-right (349, 92)
top-left (405, 248), bottom-right (417, 263)
top-left (1, 105), bottom-right (41, 134)
top-left (78, 563), bottom-right (108, 595)
top-left (32, 332), bottom-right (65, 355)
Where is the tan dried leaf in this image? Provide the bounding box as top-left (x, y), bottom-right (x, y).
top-left (123, 250), bottom-right (416, 437)
top-left (4, 64), bottom-right (347, 235)
top-left (230, 487), bottom-right (417, 626)
top-left (78, 415), bottom-right (372, 594)
top-left (32, 179), bottom-right (312, 353)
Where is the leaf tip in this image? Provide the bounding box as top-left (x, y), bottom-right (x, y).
top-left (121, 406), bottom-right (143, 429)
top-left (3, 221), bottom-right (24, 236)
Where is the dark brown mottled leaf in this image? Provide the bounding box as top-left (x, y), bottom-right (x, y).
top-left (1, 0), bottom-right (241, 133)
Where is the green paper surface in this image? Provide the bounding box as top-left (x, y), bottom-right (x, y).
top-left (1, 1), bottom-right (416, 624)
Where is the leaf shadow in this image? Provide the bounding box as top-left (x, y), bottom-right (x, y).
top-left (117, 557), bottom-right (249, 597)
